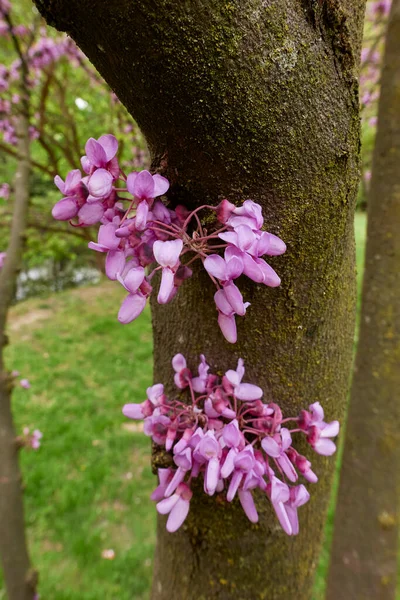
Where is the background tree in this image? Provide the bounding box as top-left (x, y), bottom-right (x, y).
top-left (358, 0), bottom-right (391, 207)
top-left (0, 3), bottom-right (147, 597)
top-left (327, 0), bottom-right (400, 598)
top-left (33, 1), bottom-right (365, 599)
top-left (0, 3), bottom-right (37, 598)
top-left (0, 0), bottom-right (148, 289)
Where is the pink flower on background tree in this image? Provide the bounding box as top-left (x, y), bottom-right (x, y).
top-left (21, 428), bottom-right (43, 450)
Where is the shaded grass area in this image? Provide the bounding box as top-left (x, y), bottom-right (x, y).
top-left (1, 213), bottom-right (367, 599)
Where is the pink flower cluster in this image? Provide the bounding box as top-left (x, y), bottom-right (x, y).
top-left (52, 135), bottom-right (286, 343)
top-left (123, 355), bottom-right (339, 534)
top-left (0, 182), bottom-right (9, 200)
top-left (22, 427), bottom-right (42, 450)
top-left (0, 7), bottom-right (82, 146)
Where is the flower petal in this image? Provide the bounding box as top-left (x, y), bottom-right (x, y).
top-left (123, 267), bottom-right (145, 294)
top-left (214, 289), bottom-right (233, 316)
top-left (122, 403), bottom-right (144, 419)
top-left (152, 174), bottom-right (170, 197)
top-left (98, 222), bottom-right (120, 250)
top-left (131, 170), bottom-right (155, 200)
top-left (166, 497), bottom-right (190, 532)
top-left (52, 198), bottom-right (78, 221)
top-left (256, 258), bottom-right (281, 287)
top-left (156, 493), bottom-right (180, 515)
top-left (118, 293), bottom-right (146, 324)
top-left (320, 420), bottom-right (340, 438)
top-left (235, 383), bottom-right (263, 401)
top-left (153, 239), bottom-right (183, 268)
top-left (172, 354), bottom-right (187, 372)
top-left (158, 267), bottom-right (175, 304)
top-left (218, 313), bottom-right (237, 344)
top-left (64, 169), bottom-right (82, 194)
top-left (261, 436), bottom-right (281, 458)
top-left (105, 249), bottom-right (125, 280)
top-left (224, 282), bottom-right (246, 316)
top-left (85, 138), bottom-right (107, 167)
top-left (314, 438), bottom-right (337, 456)
top-left (54, 175), bottom-right (65, 194)
top-left (88, 168), bottom-right (113, 198)
top-left (238, 489), bottom-right (258, 523)
top-left (205, 457), bottom-right (220, 496)
top-left (78, 202), bottom-right (105, 225)
top-left (204, 255), bottom-right (227, 280)
top-left (135, 200), bottom-right (149, 231)
top-left (273, 501), bottom-right (293, 535)
top-left (98, 134), bottom-right (118, 161)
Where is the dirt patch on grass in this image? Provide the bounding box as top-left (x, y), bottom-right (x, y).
top-left (9, 307), bottom-right (53, 332)
top-left (8, 280), bottom-right (115, 333)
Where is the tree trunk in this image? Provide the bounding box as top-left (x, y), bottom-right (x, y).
top-left (327, 1), bottom-right (400, 598)
top-left (33, 1), bottom-right (365, 598)
top-left (0, 106), bottom-right (37, 597)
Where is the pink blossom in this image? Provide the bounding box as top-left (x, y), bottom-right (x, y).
top-left (31, 430), bottom-right (43, 449)
top-left (118, 292), bottom-right (147, 324)
top-left (22, 428), bottom-right (42, 450)
top-left (0, 182), bottom-right (9, 199)
top-left (127, 170), bottom-right (169, 200)
top-left (0, 0), bottom-right (10, 15)
top-left (191, 355), bottom-right (210, 393)
top-left (227, 200), bottom-right (264, 230)
top-left (20, 378), bottom-right (30, 389)
top-left (87, 168), bottom-right (114, 198)
top-left (126, 355), bottom-right (337, 535)
top-left (299, 402), bottom-right (340, 456)
top-left (172, 353), bottom-right (192, 389)
top-left (153, 239), bottom-right (183, 304)
top-left (53, 135), bottom-right (286, 342)
top-left (83, 134), bottom-right (118, 170)
top-left (156, 482), bottom-right (192, 532)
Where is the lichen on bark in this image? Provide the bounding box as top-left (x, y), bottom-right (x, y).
top-left (33, 1), bottom-right (366, 598)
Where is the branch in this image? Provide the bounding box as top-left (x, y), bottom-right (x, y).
top-left (0, 142), bottom-right (55, 178)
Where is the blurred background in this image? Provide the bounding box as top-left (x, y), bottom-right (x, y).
top-left (0, 0), bottom-right (390, 598)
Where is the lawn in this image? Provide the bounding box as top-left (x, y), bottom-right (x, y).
top-left (1, 213), bottom-right (367, 600)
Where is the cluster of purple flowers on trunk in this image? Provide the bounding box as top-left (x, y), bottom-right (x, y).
top-left (123, 355), bottom-right (339, 535)
top-left (52, 134), bottom-right (286, 343)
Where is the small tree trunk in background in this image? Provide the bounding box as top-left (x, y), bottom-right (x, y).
top-left (34, 1), bottom-right (365, 598)
top-left (327, 1), bottom-right (400, 598)
top-left (0, 101), bottom-right (37, 598)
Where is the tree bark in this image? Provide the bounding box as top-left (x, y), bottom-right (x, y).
top-left (0, 110), bottom-right (37, 598)
top-left (327, 2), bottom-right (400, 598)
top-left (33, 1), bottom-right (365, 598)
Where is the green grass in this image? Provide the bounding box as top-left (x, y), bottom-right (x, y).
top-left (1, 213), bottom-right (367, 599)
top-left (3, 283), bottom-right (155, 599)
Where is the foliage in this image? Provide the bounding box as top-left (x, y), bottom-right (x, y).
top-left (0, 0), bottom-right (148, 273)
top-left (358, 0), bottom-right (392, 207)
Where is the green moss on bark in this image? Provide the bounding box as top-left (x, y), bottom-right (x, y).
top-left (34, 1), bottom-right (366, 598)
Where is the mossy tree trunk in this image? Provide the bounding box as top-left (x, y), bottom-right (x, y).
top-left (327, 1), bottom-right (400, 598)
top-left (34, 1), bottom-right (365, 598)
